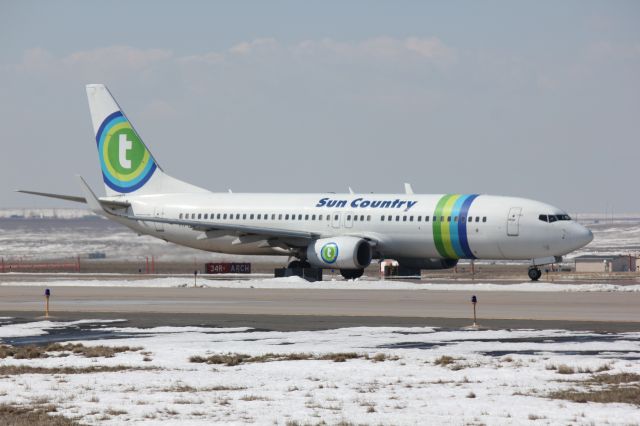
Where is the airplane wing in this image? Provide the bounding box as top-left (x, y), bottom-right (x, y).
top-left (125, 214), bottom-right (318, 241)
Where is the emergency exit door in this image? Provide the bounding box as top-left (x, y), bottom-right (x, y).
top-left (507, 207), bottom-right (521, 236)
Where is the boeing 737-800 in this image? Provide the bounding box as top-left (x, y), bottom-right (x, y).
top-left (20, 84), bottom-right (593, 280)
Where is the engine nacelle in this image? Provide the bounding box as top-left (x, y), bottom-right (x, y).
top-left (396, 257), bottom-right (458, 270)
top-left (307, 237), bottom-right (372, 269)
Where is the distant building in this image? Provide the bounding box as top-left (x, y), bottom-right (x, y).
top-left (574, 255), bottom-right (637, 273)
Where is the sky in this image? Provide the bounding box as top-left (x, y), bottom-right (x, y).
top-left (0, 0), bottom-right (638, 213)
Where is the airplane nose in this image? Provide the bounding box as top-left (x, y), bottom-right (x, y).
top-left (575, 225), bottom-right (593, 247)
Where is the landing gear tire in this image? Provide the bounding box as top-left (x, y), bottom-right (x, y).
top-left (340, 268), bottom-right (364, 280)
top-left (288, 260), bottom-right (302, 269)
top-left (528, 267), bottom-right (542, 281)
top-left (288, 260), bottom-right (311, 269)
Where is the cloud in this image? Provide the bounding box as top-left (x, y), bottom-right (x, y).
top-left (229, 38), bottom-right (277, 55)
top-left (293, 36), bottom-right (456, 65)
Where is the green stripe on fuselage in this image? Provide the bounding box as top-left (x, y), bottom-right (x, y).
top-left (433, 194), bottom-right (453, 258)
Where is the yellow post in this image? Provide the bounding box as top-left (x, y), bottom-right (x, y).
top-left (44, 288), bottom-right (51, 318)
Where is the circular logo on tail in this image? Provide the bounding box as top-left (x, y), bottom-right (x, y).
top-left (96, 111), bottom-right (156, 193)
top-left (320, 242), bottom-right (339, 264)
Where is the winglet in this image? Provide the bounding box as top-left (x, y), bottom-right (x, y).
top-left (404, 183), bottom-right (414, 194)
top-left (77, 176), bottom-right (106, 216)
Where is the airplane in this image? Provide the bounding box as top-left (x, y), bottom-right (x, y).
top-left (19, 84), bottom-right (593, 281)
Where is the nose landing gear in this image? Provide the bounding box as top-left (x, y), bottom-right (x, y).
top-left (528, 266), bottom-right (542, 281)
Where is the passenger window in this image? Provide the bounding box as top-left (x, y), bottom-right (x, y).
top-left (291, 214), bottom-right (295, 220)
top-left (433, 216), bottom-right (437, 222)
top-left (179, 213), bottom-right (183, 219)
top-left (425, 216), bottom-right (429, 222)
top-left (353, 215), bottom-right (358, 221)
top-left (403, 216), bottom-right (407, 222)
top-left (381, 215), bottom-right (385, 221)
top-left (396, 216), bottom-right (400, 221)
top-left (447, 216), bottom-right (451, 222)
top-left (197, 213), bottom-right (201, 219)
top-left (257, 214), bottom-right (261, 220)
top-left (482, 216), bottom-right (487, 223)
top-left (454, 216), bottom-right (458, 222)
top-left (538, 214), bottom-right (548, 222)
top-left (222, 214), bottom-right (227, 219)
top-left (388, 215), bottom-right (392, 221)
top-left (367, 215), bottom-right (371, 221)
top-left (305, 214), bottom-right (309, 220)
top-left (440, 216), bottom-right (444, 222)
top-left (417, 216), bottom-right (421, 222)
top-left (468, 216), bottom-right (472, 222)
top-left (334, 215), bottom-right (339, 221)
top-left (475, 217), bottom-right (479, 222)
top-left (298, 214), bottom-right (302, 220)
top-left (347, 215), bottom-right (351, 221)
top-left (311, 214), bottom-right (316, 220)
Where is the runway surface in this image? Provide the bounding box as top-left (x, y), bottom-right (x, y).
top-left (1, 285), bottom-right (639, 332)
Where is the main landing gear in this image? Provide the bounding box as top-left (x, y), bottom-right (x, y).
top-left (528, 266), bottom-right (542, 281)
top-left (288, 260), bottom-right (311, 269)
top-left (340, 269), bottom-right (364, 280)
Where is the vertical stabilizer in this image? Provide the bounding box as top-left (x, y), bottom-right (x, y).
top-left (86, 84), bottom-right (208, 196)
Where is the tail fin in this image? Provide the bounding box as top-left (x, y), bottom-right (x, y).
top-left (86, 84), bottom-right (208, 196)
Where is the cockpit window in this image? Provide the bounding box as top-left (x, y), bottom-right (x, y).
top-left (540, 213), bottom-right (572, 223)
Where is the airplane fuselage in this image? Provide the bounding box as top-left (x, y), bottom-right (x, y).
top-left (113, 192), bottom-right (592, 262)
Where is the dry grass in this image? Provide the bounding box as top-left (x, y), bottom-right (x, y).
top-left (434, 355), bottom-right (455, 366)
top-left (160, 384), bottom-right (246, 392)
top-left (547, 364), bottom-right (614, 375)
top-left (0, 343), bottom-right (141, 360)
top-left (189, 352), bottom-right (364, 366)
top-left (0, 404), bottom-right (80, 426)
top-left (0, 365), bottom-right (156, 375)
top-left (548, 373), bottom-right (640, 406)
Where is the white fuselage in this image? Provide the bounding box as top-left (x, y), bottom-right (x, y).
top-left (110, 192), bottom-right (592, 262)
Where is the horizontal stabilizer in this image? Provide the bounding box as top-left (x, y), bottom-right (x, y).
top-left (16, 190), bottom-right (86, 204)
top-left (18, 188), bottom-right (130, 211)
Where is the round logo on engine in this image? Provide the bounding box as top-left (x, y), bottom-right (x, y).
top-left (320, 242), bottom-right (339, 264)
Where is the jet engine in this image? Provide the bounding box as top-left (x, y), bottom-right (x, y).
top-left (307, 237), bottom-right (372, 269)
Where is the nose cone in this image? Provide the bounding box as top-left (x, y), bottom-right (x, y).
top-left (574, 225), bottom-right (593, 249)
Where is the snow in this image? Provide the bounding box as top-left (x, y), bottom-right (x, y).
top-left (0, 320), bottom-right (638, 425)
top-left (2, 275), bottom-right (640, 292)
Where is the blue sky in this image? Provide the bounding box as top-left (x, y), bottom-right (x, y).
top-left (1, 1), bottom-right (638, 212)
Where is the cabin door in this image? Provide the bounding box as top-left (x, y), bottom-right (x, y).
top-left (154, 207), bottom-right (164, 232)
top-left (507, 207), bottom-right (521, 236)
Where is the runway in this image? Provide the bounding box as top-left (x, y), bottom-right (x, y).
top-left (1, 285), bottom-right (639, 332)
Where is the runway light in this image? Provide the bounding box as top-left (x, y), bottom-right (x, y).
top-left (471, 295), bottom-right (478, 327)
top-left (44, 288), bottom-right (51, 318)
